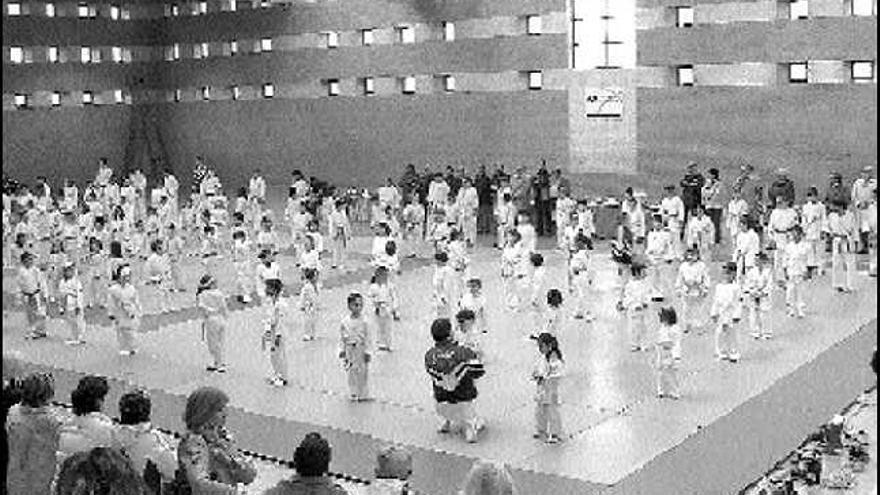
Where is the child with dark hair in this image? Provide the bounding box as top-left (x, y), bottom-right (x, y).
top-left (263, 278), bottom-right (289, 387)
top-left (710, 262), bottom-right (744, 363)
top-left (744, 252), bottom-right (774, 340)
top-left (340, 293), bottom-right (371, 401)
top-left (197, 274), bottom-right (229, 373)
top-left (827, 200), bottom-right (857, 293)
top-left (675, 247), bottom-right (710, 334)
top-left (500, 230), bottom-right (523, 310)
top-left (83, 237), bottom-right (106, 310)
top-left (783, 226), bottom-right (810, 318)
top-left (542, 289), bottom-right (564, 338)
top-left (232, 228), bottom-right (256, 304)
top-left (264, 433), bottom-right (348, 494)
top-left (56, 447), bottom-right (152, 495)
top-left (18, 251), bottom-right (48, 340)
top-left (369, 267), bottom-right (396, 352)
top-left (114, 390), bottom-right (178, 483)
top-left (372, 445), bottom-right (413, 495)
top-left (624, 262), bottom-right (651, 352)
top-left (60, 376), bottom-right (115, 461)
top-left (6, 372), bottom-right (62, 495)
top-left (532, 333), bottom-right (564, 444)
top-left (58, 261), bottom-right (86, 346)
top-left (528, 253), bottom-right (547, 314)
top-left (456, 309), bottom-right (482, 359)
top-left (656, 308), bottom-right (681, 399)
top-left (144, 238), bottom-right (173, 314)
top-left (570, 234), bottom-right (594, 321)
top-left (459, 278), bottom-right (488, 336)
top-left (108, 264), bottom-right (141, 356)
top-left (299, 268), bottom-right (320, 342)
top-left (433, 252), bottom-right (454, 318)
top-left (801, 187), bottom-right (827, 278)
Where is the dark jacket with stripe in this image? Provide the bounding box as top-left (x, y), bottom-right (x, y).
top-left (425, 341), bottom-right (485, 404)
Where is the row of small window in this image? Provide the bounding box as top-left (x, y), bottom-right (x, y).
top-left (12, 89), bottom-right (129, 107)
top-left (8, 45), bottom-right (130, 63)
top-left (672, 0), bottom-right (874, 27)
top-left (6, 2), bottom-right (129, 19)
top-left (9, 71), bottom-right (548, 108)
top-left (674, 61), bottom-right (875, 85)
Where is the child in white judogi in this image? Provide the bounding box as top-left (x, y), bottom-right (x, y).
top-left (726, 189), bottom-right (750, 257)
top-left (517, 214), bottom-right (537, 254)
top-left (685, 205), bottom-right (715, 263)
top-left (675, 247), bottom-right (710, 334)
top-left (660, 185), bottom-right (686, 260)
top-left (57, 262), bottom-right (86, 346)
top-left (710, 262), bottom-right (743, 363)
top-left (340, 292), bottom-right (371, 402)
top-left (743, 252), bottom-right (774, 340)
top-left (231, 229), bottom-right (256, 303)
top-left (196, 274), bottom-right (228, 373)
top-left (656, 307), bottom-right (681, 399)
top-left (542, 289), bottom-right (564, 338)
top-left (369, 267), bottom-right (396, 352)
top-left (576, 200), bottom-right (596, 240)
top-left (164, 224), bottom-right (185, 293)
top-left (262, 278), bottom-right (289, 387)
top-left (447, 230), bottom-right (470, 306)
top-left (18, 252), bottom-right (49, 340)
top-left (402, 198), bottom-right (426, 258)
top-left (257, 250), bottom-right (282, 289)
top-left (532, 333), bottom-right (564, 444)
top-left (328, 200), bottom-right (351, 270)
top-left (555, 192), bottom-right (576, 250)
top-left (108, 264), bottom-right (141, 356)
top-left (526, 253), bottom-right (547, 330)
top-left (767, 197), bottom-right (798, 281)
top-left (783, 227), bottom-right (810, 318)
top-left (500, 233), bottom-right (522, 310)
top-left (256, 221), bottom-right (279, 255)
top-left (801, 188), bottom-right (827, 278)
top-left (645, 216), bottom-right (673, 301)
top-left (569, 234), bottom-right (594, 321)
top-left (299, 234), bottom-right (322, 286)
top-left (826, 201), bottom-right (857, 293)
top-left (734, 218), bottom-right (761, 280)
top-left (458, 278), bottom-right (489, 336)
top-left (433, 252), bottom-right (455, 319)
top-left (624, 262), bottom-right (651, 352)
top-left (143, 239), bottom-right (173, 313)
top-left (299, 268), bottom-right (320, 342)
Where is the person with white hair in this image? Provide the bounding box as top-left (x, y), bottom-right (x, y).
top-left (460, 460), bottom-right (517, 495)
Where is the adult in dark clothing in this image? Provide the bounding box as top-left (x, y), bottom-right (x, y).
top-left (399, 164), bottom-right (420, 202)
top-left (446, 167), bottom-right (463, 198)
top-left (425, 317), bottom-right (486, 443)
top-left (491, 165), bottom-right (509, 187)
top-left (680, 162), bottom-right (705, 224)
top-left (475, 166), bottom-right (494, 235)
top-left (417, 167), bottom-right (433, 206)
top-left (2, 355), bottom-right (24, 495)
top-left (825, 172), bottom-right (849, 209)
top-left (767, 168), bottom-right (796, 207)
top-left (533, 162), bottom-right (552, 236)
top-left (191, 156), bottom-right (208, 195)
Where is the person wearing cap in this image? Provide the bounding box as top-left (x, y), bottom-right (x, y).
top-left (425, 318), bottom-right (486, 443)
top-left (767, 168), bottom-right (795, 208)
top-left (5, 372), bottom-right (63, 495)
top-left (17, 251), bottom-right (49, 340)
top-left (680, 162), bottom-right (705, 224)
top-left (108, 263), bottom-right (142, 356)
top-left (368, 445), bottom-right (412, 495)
top-left (177, 387), bottom-right (256, 495)
top-left (197, 274), bottom-right (229, 373)
top-left (264, 433), bottom-right (349, 495)
top-left (851, 166), bottom-right (876, 254)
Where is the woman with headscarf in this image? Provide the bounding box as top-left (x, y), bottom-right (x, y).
top-left (460, 460), bottom-right (517, 495)
top-left (177, 387), bottom-right (256, 495)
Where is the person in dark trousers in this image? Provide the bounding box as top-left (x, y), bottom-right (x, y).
top-left (702, 168), bottom-right (724, 245)
top-left (533, 162), bottom-right (552, 236)
top-left (475, 166), bottom-right (494, 235)
top-left (425, 318), bottom-right (486, 443)
top-left (680, 163), bottom-right (705, 225)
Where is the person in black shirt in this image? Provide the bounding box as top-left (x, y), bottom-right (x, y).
top-left (533, 162), bottom-right (552, 237)
top-left (680, 162), bottom-right (705, 225)
top-left (475, 166), bottom-right (494, 235)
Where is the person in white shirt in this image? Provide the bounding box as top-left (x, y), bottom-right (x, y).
top-left (675, 247), bottom-right (710, 334)
top-left (710, 262), bottom-right (743, 363)
top-left (783, 227), bottom-right (810, 318)
top-left (767, 197), bottom-right (799, 282)
top-left (645, 216), bottom-right (672, 300)
top-left (555, 190), bottom-right (576, 250)
top-left (248, 169), bottom-right (267, 203)
top-left (621, 190), bottom-right (646, 249)
top-left (851, 166), bottom-right (876, 254)
top-left (826, 201), bottom-right (857, 293)
top-left (685, 205), bottom-right (715, 263)
top-left (801, 187), bottom-right (827, 277)
top-left (495, 191), bottom-right (517, 249)
top-left (18, 252), bottom-right (48, 340)
top-left (516, 213), bottom-right (537, 253)
top-left (656, 307), bottom-right (682, 399)
top-left (433, 252), bottom-right (455, 318)
top-left (569, 234), bottom-right (594, 321)
top-left (327, 199), bottom-right (351, 269)
top-left (369, 266), bottom-right (397, 352)
top-left (734, 217), bottom-right (761, 280)
top-left (163, 170), bottom-right (179, 215)
top-left (624, 262), bottom-right (651, 352)
top-left (196, 274), bottom-right (229, 373)
top-left (743, 252), bottom-right (774, 340)
top-left (456, 178), bottom-right (479, 248)
top-left (143, 239), bottom-right (173, 314)
top-left (377, 178), bottom-right (401, 212)
top-left (660, 185), bottom-right (685, 260)
top-left (57, 262), bottom-right (86, 345)
top-left (262, 278), bottom-right (289, 387)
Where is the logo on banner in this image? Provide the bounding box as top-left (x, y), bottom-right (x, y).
top-left (585, 88), bottom-right (624, 118)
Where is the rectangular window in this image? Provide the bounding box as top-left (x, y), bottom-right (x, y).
top-left (526, 15), bottom-right (542, 35)
top-left (789, 62), bottom-right (808, 82)
top-left (229, 0), bottom-right (236, 11)
top-left (114, 89), bottom-right (124, 104)
top-left (327, 79), bottom-right (340, 96)
top-left (677, 65), bottom-right (694, 86)
top-left (122, 47), bottom-right (131, 62)
top-left (171, 3), bottom-right (179, 16)
top-left (91, 47), bottom-right (101, 63)
top-left (852, 61), bottom-right (874, 83)
top-left (676, 6), bottom-right (694, 27)
top-left (229, 40), bottom-right (238, 55)
top-left (45, 3), bottom-right (55, 16)
top-left (231, 85), bottom-right (240, 100)
top-left (362, 29), bottom-right (374, 46)
top-left (528, 71), bottom-right (543, 90)
top-left (110, 4), bottom-right (119, 19)
top-left (853, 0), bottom-right (873, 15)
top-left (262, 83), bottom-right (274, 98)
top-left (51, 92), bottom-right (61, 106)
top-left (78, 2), bottom-right (89, 17)
top-left (8, 2), bottom-right (21, 15)
top-left (111, 46), bottom-right (122, 62)
top-left (48, 46), bottom-right (59, 63)
top-left (14, 94), bottom-right (28, 108)
top-left (325, 32), bottom-right (339, 49)
top-left (172, 89), bottom-right (181, 102)
top-left (172, 43), bottom-right (180, 60)
top-left (121, 6), bottom-right (129, 19)
top-left (363, 77), bottom-right (375, 95)
top-left (200, 42), bottom-right (209, 57)
top-left (790, 0), bottom-right (808, 19)
top-left (198, 0), bottom-right (207, 14)
top-left (444, 75), bottom-right (456, 92)
top-left (81, 46), bottom-right (92, 63)
top-left (10, 46), bottom-right (24, 64)
top-left (260, 38), bottom-right (272, 52)
top-left (402, 76), bottom-right (416, 94)
top-left (398, 25), bottom-right (415, 44)
top-left (443, 21), bottom-right (455, 41)
top-left (201, 86), bottom-right (211, 100)
top-left (82, 91), bottom-right (94, 105)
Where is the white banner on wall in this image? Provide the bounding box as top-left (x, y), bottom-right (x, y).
top-left (585, 88), bottom-right (624, 118)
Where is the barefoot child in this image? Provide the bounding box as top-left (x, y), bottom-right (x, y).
top-left (369, 267), bottom-right (396, 352)
top-left (656, 307), bottom-right (681, 399)
top-left (340, 292), bottom-right (371, 402)
top-left (57, 262), bottom-right (86, 346)
top-left (196, 274), bottom-right (228, 373)
top-left (262, 278), bottom-right (289, 387)
top-left (18, 252), bottom-right (48, 340)
top-left (743, 252), bottom-right (774, 340)
top-left (108, 264), bottom-right (141, 356)
top-left (675, 247), bottom-right (710, 334)
top-left (783, 226), bottom-right (810, 318)
top-left (710, 262), bottom-right (743, 363)
top-left (299, 268), bottom-right (319, 342)
top-left (532, 333), bottom-right (564, 444)
top-left (623, 261), bottom-right (651, 352)
top-left (570, 234), bottom-right (594, 321)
